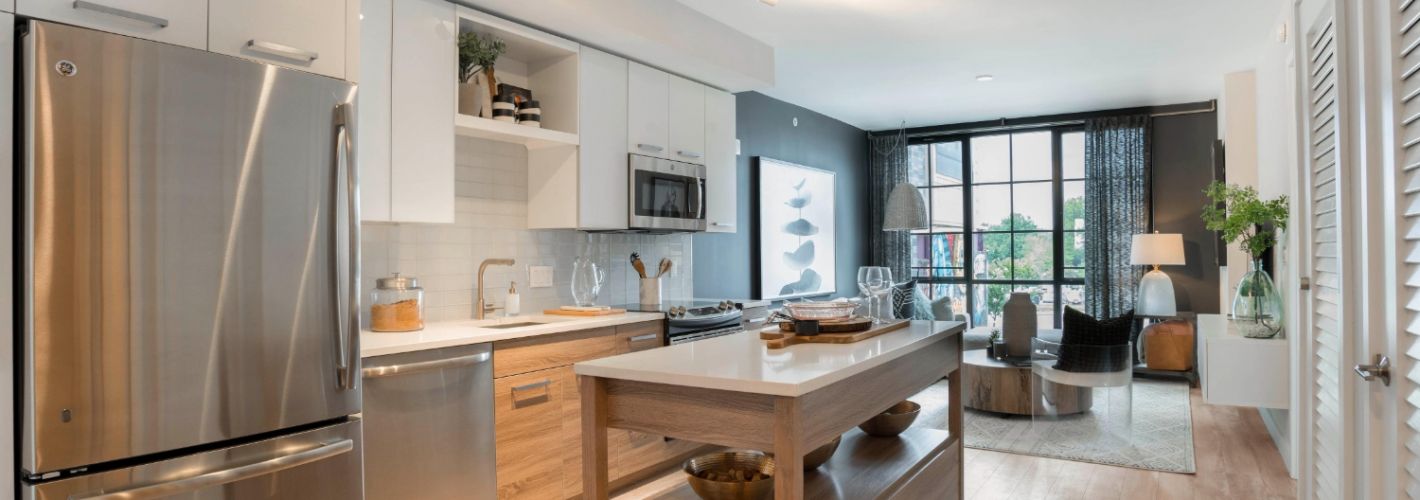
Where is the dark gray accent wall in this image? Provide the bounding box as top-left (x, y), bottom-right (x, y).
top-left (693, 92), bottom-right (870, 301)
top-left (1152, 112), bottom-right (1221, 314)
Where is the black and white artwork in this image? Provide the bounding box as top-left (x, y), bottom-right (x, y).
top-left (758, 157), bottom-right (836, 300)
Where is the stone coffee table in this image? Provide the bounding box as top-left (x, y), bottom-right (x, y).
top-left (962, 348), bottom-right (1092, 415)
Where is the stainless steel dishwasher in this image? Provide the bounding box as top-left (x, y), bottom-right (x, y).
top-left (363, 343), bottom-right (495, 499)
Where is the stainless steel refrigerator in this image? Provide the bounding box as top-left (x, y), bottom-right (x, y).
top-left (19, 21), bottom-right (363, 499)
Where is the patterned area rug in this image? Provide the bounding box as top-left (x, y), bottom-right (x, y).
top-left (963, 380), bottom-right (1196, 473)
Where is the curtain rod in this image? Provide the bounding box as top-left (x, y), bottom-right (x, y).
top-left (874, 100), bottom-right (1217, 140)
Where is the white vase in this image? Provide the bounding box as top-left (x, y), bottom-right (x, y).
top-left (1003, 292), bottom-right (1037, 357)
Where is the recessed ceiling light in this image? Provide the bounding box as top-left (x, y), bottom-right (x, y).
top-left (761, 0), bottom-right (777, 5)
top-left (975, 74), bottom-right (994, 82)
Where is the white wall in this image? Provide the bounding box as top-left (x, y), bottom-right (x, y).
top-left (360, 136), bottom-right (694, 324)
top-left (1253, 0), bottom-right (1303, 476)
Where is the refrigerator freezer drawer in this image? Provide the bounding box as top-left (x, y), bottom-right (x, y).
top-left (363, 343), bottom-right (496, 500)
top-left (26, 418), bottom-right (364, 500)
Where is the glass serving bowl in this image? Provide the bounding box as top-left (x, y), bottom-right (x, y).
top-left (781, 301), bottom-right (858, 321)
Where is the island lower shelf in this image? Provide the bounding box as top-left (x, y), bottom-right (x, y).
top-left (644, 427), bottom-right (961, 500)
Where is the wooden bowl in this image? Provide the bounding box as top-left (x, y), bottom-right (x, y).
top-left (857, 400), bottom-right (921, 437)
top-left (683, 451), bottom-right (776, 500)
top-left (802, 435), bottom-right (842, 469)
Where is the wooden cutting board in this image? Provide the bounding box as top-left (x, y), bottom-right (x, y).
top-left (543, 308), bottom-right (627, 317)
top-left (777, 316), bottom-right (874, 333)
top-left (760, 320), bottom-right (910, 349)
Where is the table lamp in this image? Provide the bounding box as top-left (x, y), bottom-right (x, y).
top-left (1130, 232), bottom-right (1185, 317)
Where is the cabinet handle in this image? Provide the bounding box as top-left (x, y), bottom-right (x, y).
top-left (711, 222), bottom-right (736, 228)
top-left (247, 40), bottom-right (320, 62)
top-left (72, 0), bottom-right (169, 28)
top-left (637, 144), bottom-right (664, 153)
top-left (627, 333), bottom-right (659, 342)
top-left (512, 379), bottom-right (552, 392)
top-left (677, 150), bottom-right (704, 159)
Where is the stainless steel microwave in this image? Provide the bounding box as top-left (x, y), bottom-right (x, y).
top-left (629, 154), bottom-right (707, 232)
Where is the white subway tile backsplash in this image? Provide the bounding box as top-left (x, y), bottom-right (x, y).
top-left (360, 136), bottom-right (692, 326)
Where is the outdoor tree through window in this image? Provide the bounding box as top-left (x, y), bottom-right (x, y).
top-left (909, 128), bottom-right (1085, 329)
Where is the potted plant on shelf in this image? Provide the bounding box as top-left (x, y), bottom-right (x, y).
top-left (457, 31), bottom-right (506, 118)
top-left (1202, 181), bottom-right (1289, 338)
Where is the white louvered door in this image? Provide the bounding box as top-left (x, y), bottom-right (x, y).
top-left (1305, 4), bottom-right (1353, 499)
top-left (1392, 0), bottom-right (1420, 498)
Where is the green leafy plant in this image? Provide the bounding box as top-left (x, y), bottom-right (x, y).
top-left (458, 31), bottom-right (506, 93)
top-left (1202, 181), bottom-right (1289, 258)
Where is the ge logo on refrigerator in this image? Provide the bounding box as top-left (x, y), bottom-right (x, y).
top-left (55, 60), bottom-right (78, 77)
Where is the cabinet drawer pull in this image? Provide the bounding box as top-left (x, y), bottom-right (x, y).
top-left (711, 222), bottom-right (736, 228)
top-left (247, 40), bottom-right (320, 62)
top-left (677, 150), bottom-right (704, 159)
top-left (637, 143), bottom-right (664, 153)
top-left (512, 379), bottom-right (552, 392)
top-left (627, 333), bottom-right (659, 342)
top-left (73, 0), bottom-right (169, 28)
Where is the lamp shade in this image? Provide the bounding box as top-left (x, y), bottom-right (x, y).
top-left (883, 182), bottom-right (927, 231)
top-left (1129, 233), bottom-right (1185, 266)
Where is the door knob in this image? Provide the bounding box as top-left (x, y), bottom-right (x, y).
top-left (1354, 354), bottom-right (1391, 386)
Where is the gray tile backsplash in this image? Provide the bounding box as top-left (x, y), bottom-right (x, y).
top-left (361, 136), bottom-right (692, 324)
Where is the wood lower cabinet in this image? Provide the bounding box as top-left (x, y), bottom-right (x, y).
top-left (493, 367), bottom-right (567, 499)
top-left (494, 319), bottom-right (708, 499)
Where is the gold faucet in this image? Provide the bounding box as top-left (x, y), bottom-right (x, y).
top-left (477, 258), bottom-right (516, 319)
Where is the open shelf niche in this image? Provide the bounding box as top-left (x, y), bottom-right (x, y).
top-left (455, 7), bottom-right (579, 149)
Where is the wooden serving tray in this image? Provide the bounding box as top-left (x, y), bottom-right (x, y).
top-left (543, 308), bottom-right (627, 317)
top-left (760, 319), bottom-right (910, 349)
top-left (777, 316), bottom-right (874, 333)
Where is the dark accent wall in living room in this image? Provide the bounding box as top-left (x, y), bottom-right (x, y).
top-left (1152, 112), bottom-right (1221, 314)
top-left (693, 91), bottom-right (870, 301)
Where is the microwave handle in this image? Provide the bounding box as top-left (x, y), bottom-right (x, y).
top-left (695, 176), bottom-right (706, 219)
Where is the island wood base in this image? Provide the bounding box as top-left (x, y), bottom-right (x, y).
top-left (580, 329), bottom-right (962, 499)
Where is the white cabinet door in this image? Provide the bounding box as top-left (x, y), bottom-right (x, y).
top-left (18, 0), bottom-right (205, 49)
top-left (668, 76), bottom-right (705, 165)
top-left (704, 88), bottom-right (737, 233)
top-left (388, 0), bottom-right (455, 223)
top-left (627, 61), bottom-right (670, 159)
top-left (577, 47), bottom-right (628, 230)
top-left (357, 0), bottom-right (392, 221)
top-left (209, 0), bottom-right (347, 79)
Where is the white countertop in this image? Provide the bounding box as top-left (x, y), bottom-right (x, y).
top-left (360, 312), bottom-right (667, 358)
top-left (573, 320), bottom-right (964, 397)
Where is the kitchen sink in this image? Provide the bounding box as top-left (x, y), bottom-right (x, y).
top-left (482, 321), bottom-right (549, 330)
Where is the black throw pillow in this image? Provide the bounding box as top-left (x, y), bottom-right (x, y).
top-left (890, 279), bottom-right (916, 320)
top-left (1055, 307), bottom-right (1134, 373)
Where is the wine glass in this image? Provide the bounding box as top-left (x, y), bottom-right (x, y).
top-left (873, 267), bottom-right (894, 322)
top-left (857, 267), bottom-right (875, 319)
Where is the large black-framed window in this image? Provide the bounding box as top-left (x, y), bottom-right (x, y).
top-left (908, 126), bottom-right (1086, 329)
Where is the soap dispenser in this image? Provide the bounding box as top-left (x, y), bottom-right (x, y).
top-left (506, 281), bottom-right (520, 317)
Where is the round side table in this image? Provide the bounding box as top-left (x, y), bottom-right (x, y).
top-left (962, 349), bottom-right (1093, 415)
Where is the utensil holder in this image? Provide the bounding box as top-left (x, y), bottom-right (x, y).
top-left (639, 277), bottom-right (662, 306)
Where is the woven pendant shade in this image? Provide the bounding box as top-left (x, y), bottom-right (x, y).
top-left (883, 182), bottom-right (927, 231)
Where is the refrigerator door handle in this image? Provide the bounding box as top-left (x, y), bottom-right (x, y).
top-left (333, 103), bottom-right (359, 390)
top-left (72, 439), bottom-right (354, 499)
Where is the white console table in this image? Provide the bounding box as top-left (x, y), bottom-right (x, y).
top-left (1197, 314), bottom-right (1289, 409)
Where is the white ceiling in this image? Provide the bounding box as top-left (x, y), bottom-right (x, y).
top-left (676, 0), bottom-right (1284, 131)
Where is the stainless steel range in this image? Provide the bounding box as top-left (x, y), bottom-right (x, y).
top-left (618, 301), bottom-right (747, 345)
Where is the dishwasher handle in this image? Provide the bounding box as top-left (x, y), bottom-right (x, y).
top-left (362, 351), bottom-right (491, 379)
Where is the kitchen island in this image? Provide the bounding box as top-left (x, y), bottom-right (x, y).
top-left (574, 320), bottom-right (965, 499)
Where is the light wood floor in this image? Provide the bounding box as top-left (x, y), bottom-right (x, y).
top-left (616, 382), bottom-right (1297, 500)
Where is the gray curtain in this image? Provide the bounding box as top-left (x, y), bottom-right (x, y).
top-left (869, 134), bottom-right (911, 283)
top-left (1083, 115), bottom-right (1150, 318)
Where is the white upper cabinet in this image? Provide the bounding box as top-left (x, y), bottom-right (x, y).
top-left (209, 0), bottom-right (348, 79)
top-left (18, 0), bottom-right (206, 49)
top-left (574, 47), bottom-right (628, 230)
top-left (358, 0), bottom-right (392, 222)
top-left (704, 88), bottom-right (736, 233)
top-left (387, 0), bottom-right (455, 223)
top-left (627, 61), bottom-right (670, 160)
top-left (668, 75), bottom-right (706, 165)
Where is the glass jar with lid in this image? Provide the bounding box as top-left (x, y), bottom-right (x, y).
top-left (370, 272), bottom-right (424, 332)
